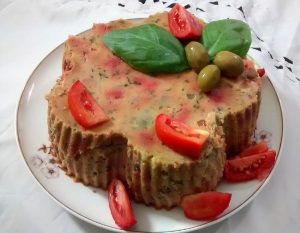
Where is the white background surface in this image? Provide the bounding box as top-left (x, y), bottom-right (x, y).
top-left (1, 0), bottom-right (300, 232)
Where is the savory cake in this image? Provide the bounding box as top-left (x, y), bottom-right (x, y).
top-left (47, 12), bottom-right (261, 208)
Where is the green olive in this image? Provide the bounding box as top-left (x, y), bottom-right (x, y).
top-left (185, 41), bottom-right (210, 73)
top-left (197, 65), bottom-right (221, 93)
top-left (213, 51), bottom-right (244, 78)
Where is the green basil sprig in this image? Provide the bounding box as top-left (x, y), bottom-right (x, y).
top-left (102, 24), bottom-right (189, 74)
top-left (201, 19), bottom-right (252, 59)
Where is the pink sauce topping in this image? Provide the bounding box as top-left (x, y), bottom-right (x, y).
top-left (174, 108), bottom-right (191, 123)
top-left (207, 88), bottom-right (229, 104)
top-left (137, 131), bottom-right (156, 148)
top-left (105, 88), bottom-right (124, 99)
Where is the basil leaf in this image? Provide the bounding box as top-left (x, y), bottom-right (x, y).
top-left (102, 24), bottom-right (189, 74)
top-left (201, 19), bottom-right (251, 59)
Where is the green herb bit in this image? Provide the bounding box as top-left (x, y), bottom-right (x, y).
top-left (89, 37), bottom-right (95, 43)
top-left (98, 71), bottom-right (108, 79)
top-left (186, 93), bottom-right (195, 99)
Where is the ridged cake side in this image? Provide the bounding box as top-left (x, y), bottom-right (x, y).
top-left (125, 114), bottom-right (226, 208)
top-left (48, 105), bottom-right (226, 208)
top-left (219, 98), bottom-right (261, 156)
top-left (48, 104), bottom-right (127, 188)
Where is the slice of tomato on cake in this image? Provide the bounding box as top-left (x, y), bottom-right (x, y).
top-left (155, 113), bottom-right (209, 159)
top-left (68, 80), bottom-right (108, 129)
top-left (168, 3), bottom-right (203, 40)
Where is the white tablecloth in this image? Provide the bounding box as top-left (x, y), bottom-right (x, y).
top-left (1, 0), bottom-right (300, 232)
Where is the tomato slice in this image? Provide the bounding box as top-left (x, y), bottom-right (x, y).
top-left (68, 80), bottom-right (108, 129)
top-left (108, 179), bottom-right (136, 229)
top-left (237, 142), bottom-right (268, 158)
top-left (168, 3), bottom-right (203, 40)
top-left (155, 114), bottom-right (209, 159)
top-left (224, 150), bottom-right (276, 182)
top-left (181, 192), bottom-right (231, 220)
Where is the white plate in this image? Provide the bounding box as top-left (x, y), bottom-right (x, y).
top-left (16, 39), bottom-right (283, 232)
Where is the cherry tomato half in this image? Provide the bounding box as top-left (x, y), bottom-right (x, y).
top-left (155, 114), bottom-right (209, 159)
top-left (257, 68), bottom-right (266, 77)
top-left (108, 179), bottom-right (136, 229)
top-left (224, 150), bottom-right (276, 182)
top-left (168, 3), bottom-right (203, 40)
top-left (68, 80), bottom-right (108, 129)
top-left (181, 192), bottom-right (232, 220)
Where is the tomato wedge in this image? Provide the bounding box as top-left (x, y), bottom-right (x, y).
top-left (68, 80), bottom-right (108, 129)
top-left (181, 192), bottom-right (231, 220)
top-left (155, 114), bottom-right (209, 159)
top-left (168, 3), bottom-right (203, 40)
top-left (237, 142), bottom-right (268, 158)
top-left (108, 179), bottom-right (136, 229)
top-left (224, 150), bottom-right (276, 182)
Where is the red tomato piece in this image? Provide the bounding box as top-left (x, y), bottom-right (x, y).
top-left (237, 142), bottom-right (268, 158)
top-left (155, 114), bottom-right (209, 159)
top-left (181, 192), bottom-right (231, 220)
top-left (257, 68), bottom-right (265, 77)
top-left (68, 80), bottom-right (108, 129)
top-left (224, 150), bottom-right (276, 182)
top-left (168, 3), bottom-right (203, 40)
top-left (108, 179), bottom-right (136, 229)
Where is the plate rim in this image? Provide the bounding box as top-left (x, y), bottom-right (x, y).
top-left (15, 27), bottom-right (284, 233)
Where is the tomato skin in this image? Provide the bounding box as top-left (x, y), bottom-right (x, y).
top-left (168, 4), bottom-right (202, 40)
top-left (224, 150), bottom-right (276, 182)
top-left (108, 179), bottom-right (136, 229)
top-left (257, 68), bottom-right (265, 77)
top-left (155, 114), bottom-right (208, 159)
top-left (181, 192), bottom-right (231, 220)
top-left (237, 142), bottom-right (268, 158)
top-left (68, 80), bottom-right (108, 129)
